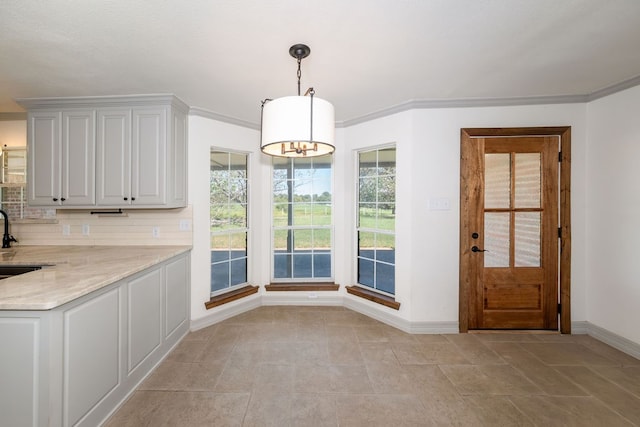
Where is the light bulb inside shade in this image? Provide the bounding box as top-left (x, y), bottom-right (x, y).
top-left (261, 95), bottom-right (335, 157)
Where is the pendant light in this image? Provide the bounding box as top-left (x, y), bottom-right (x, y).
top-left (260, 44), bottom-right (335, 157)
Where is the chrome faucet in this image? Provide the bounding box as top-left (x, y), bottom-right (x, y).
top-left (0, 210), bottom-right (17, 248)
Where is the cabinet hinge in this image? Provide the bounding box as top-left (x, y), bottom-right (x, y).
top-left (558, 227), bottom-right (562, 239)
top-left (559, 151), bottom-right (562, 162)
top-left (557, 303), bottom-right (562, 314)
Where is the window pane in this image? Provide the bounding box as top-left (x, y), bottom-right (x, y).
top-left (515, 153), bottom-right (541, 209)
top-left (376, 233), bottom-right (395, 264)
top-left (376, 205), bottom-right (395, 231)
top-left (230, 258), bottom-right (247, 286)
top-left (358, 258), bottom-right (374, 287)
top-left (485, 153), bottom-right (511, 209)
top-left (211, 262), bottom-right (230, 292)
top-left (314, 228), bottom-right (331, 250)
top-left (378, 148), bottom-right (396, 175)
top-left (274, 229), bottom-right (289, 251)
top-left (293, 254), bottom-right (312, 278)
top-left (211, 234), bottom-right (229, 255)
top-left (313, 203), bottom-right (332, 225)
top-left (229, 232), bottom-right (246, 259)
top-left (376, 262), bottom-right (395, 294)
top-left (485, 212), bottom-right (510, 267)
top-left (313, 254), bottom-right (331, 277)
top-left (378, 175), bottom-right (395, 203)
top-left (272, 154), bottom-right (333, 281)
top-left (293, 229), bottom-right (312, 250)
top-left (274, 254), bottom-right (291, 278)
top-left (359, 151), bottom-right (377, 176)
top-left (515, 212), bottom-right (541, 267)
top-left (358, 203), bottom-right (376, 228)
top-left (229, 203), bottom-right (246, 228)
top-left (293, 203), bottom-right (312, 225)
top-left (357, 147), bottom-right (396, 294)
top-left (359, 177), bottom-right (376, 202)
top-left (358, 231), bottom-right (375, 259)
top-left (273, 203), bottom-right (289, 227)
top-left (211, 150), bottom-right (248, 294)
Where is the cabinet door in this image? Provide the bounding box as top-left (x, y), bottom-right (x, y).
top-left (96, 109), bottom-right (131, 206)
top-left (127, 268), bottom-right (162, 374)
top-left (62, 110), bottom-right (95, 206)
top-left (64, 289), bottom-right (120, 427)
top-left (131, 108), bottom-right (166, 205)
top-left (27, 111), bottom-right (62, 206)
top-left (165, 254), bottom-right (189, 340)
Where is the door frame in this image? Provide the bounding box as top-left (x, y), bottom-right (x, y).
top-left (459, 127), bottom-right (571, 334)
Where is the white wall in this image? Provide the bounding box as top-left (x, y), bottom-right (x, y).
top-left (189, 102), bottom-right (590, 331)
top-left (343, 104), bottom-right (589, 325)
top-left (188, 115), bottom-right (265, 322)
top-left (586, 85), bottom-right (640, 345)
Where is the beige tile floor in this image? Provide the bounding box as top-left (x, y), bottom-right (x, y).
top-left (105, 306), bottom-right (640, 426)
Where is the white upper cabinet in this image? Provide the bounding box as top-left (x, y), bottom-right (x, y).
top-left (20, 95), bottom-right (188, 209)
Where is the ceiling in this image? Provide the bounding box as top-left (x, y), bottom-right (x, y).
top-left (2, 0), bottom-right (640, 126)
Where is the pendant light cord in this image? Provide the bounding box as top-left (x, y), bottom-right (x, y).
top-left (296, 57), bottom-right (302, 96)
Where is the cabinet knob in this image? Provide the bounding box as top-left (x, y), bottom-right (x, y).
top-left (131, 197), bottom-right (136, 201)
top-left (53, 198), bottom-right (58, 202)
top-left (61, 197), bottom-right (66, 202)
top-left (124, 197), bottom-right (128, 201)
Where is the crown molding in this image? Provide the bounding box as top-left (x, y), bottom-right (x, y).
top-left (587, 73), bottom-right (640, 101)
top-left (15, 93), bottom-right (189, 113)
top-left (189, 107), bottom-right (260, 130)
top-left (339, 94), bottom-right (589, 127)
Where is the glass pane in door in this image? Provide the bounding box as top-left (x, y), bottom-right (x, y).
top-left (515, 212), bottom-right (541, 267)
top-left (484, 212), bottom-right (510, 267)
top-left (515, 153), bottom-right (541, 208)
top-left (485, 154), bottom-right (511, 209)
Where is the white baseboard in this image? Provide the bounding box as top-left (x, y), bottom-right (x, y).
top-left (584, 322), bottom-right (640, 360)
top-left (571, 320), bottom-right (589, 334)
top-left (342, 295), bottom-right (458, 334)
top-left (261, 292), bottom-right (343, 306)
top-left (407, 321), bottom-right (460, 334)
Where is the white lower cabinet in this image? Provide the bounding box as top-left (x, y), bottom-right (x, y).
top-left (0, 252), bottom-right (190, 427)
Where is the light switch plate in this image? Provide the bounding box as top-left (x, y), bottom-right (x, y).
top-left (179, 219), bottom-right (191, 231)
top-left (62, 224), bottom-right (71, 236)
top-left (152, 226), bottom-right (160, 238)
top-left (428, 197), bottom-right (451, 211)
top-left (82, 224), bottom-right (90, 235)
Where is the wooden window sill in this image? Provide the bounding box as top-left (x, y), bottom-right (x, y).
top-left (345, 285), bottom-right (400, 310)
top-left (265, 283), bottom-right (339, 292)
top-left (205, 285), bottom-right (259, 310)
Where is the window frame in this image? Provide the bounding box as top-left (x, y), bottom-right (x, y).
top-left (209, 148), bottom-right (250, 297)
top-left (271, 155), bottom-right (334, 283)
top-left (354, 144), bottom-right (396, 296)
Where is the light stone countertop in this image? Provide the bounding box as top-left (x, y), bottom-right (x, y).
top-left (0, 245), bottom-right (191, 310)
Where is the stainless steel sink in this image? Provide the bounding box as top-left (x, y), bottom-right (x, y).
top-left (0, 265), bottom-right (45, 280)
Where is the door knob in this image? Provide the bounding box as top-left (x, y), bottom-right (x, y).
top-left (471, 246), bottom-right (487, 253)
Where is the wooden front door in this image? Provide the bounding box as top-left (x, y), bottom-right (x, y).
top-left (459, 127), bottom-right (571, 332)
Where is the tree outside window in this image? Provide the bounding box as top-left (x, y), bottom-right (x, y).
top-left (357, 147), bottom-right (396, 294)
top-left (210, 150), bottom-right (248, 294)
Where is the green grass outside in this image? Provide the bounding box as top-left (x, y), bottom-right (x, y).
top-left (210, 204), bottom-right (394, 249)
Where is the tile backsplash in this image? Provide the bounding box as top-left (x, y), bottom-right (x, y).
top-left (10, 205), bottom-right (193, 246)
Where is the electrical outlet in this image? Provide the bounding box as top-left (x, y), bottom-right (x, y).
top-left (308, 292), bottom-right (318, 299)
top-left (179, 219), bottom-right (191, 231)
top-left (82, 224), bottom-right (90, 236)
top-left (62, 224), bottom-right (71, 236)
top-left (152, 226), bottom-right (160, 238)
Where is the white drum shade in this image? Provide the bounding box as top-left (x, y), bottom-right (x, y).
top-left (261, 95), bottom-right (335, 157)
